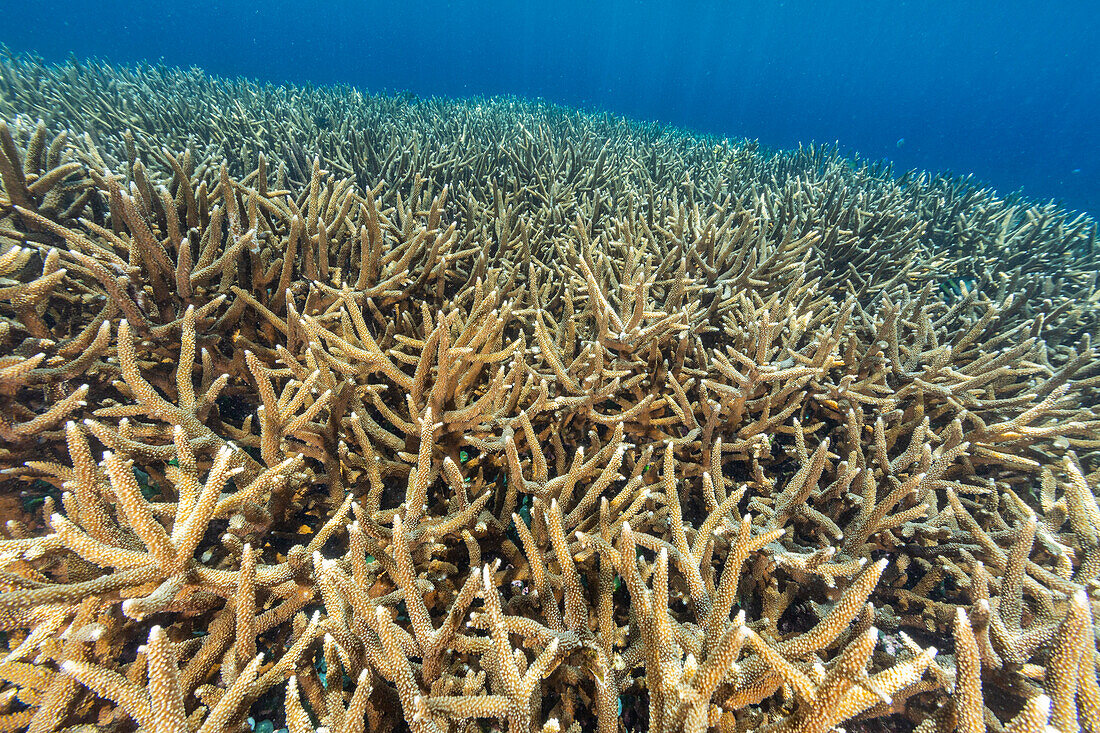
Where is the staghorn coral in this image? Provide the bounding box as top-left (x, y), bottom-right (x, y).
top-left (0, 51), bottom-right (1098, 733)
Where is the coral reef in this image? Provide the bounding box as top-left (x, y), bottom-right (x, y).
top-left (0, 51), bottom-right (1098, 732)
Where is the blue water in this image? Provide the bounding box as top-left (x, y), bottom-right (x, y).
top-left (3, 1), bottom-right (1097, 215)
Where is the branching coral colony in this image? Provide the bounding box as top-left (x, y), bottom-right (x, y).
top-left (0, 54), bottom-right (1097, 733)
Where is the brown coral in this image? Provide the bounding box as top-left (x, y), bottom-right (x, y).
top-left (0, 52), bottom-right (1098, 733)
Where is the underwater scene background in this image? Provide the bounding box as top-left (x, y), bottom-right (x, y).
top-left (4, 0), bottom-right (1098, 214)
top-left (2, 2), bottom-right (1100, 733)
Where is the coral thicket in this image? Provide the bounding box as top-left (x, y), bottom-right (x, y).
top-left (0, 53), bottom-right (1098, 733)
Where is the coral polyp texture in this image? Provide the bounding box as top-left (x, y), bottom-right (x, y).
top-left (0, 53), bottom-right (1097, 733)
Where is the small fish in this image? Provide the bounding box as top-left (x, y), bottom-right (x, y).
top-left (896, 137), bottom-right (906, 148)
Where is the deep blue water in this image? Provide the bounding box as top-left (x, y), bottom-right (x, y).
top-left (4, 1), bottom-right (1097, 215)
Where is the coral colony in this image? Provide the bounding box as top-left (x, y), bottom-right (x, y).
top-left (0, 54), bottom-right (1098, 733)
